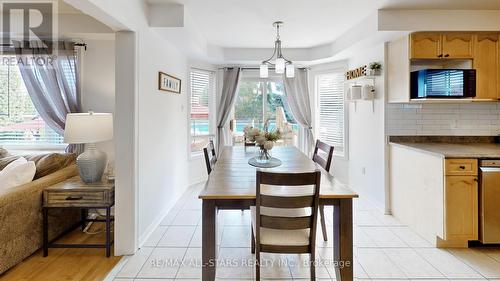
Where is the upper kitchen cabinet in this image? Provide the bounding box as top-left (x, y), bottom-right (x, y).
top-left (410, 32), bottom-right (474, 59)
top-left (442, 33), bottom-right (474, 59)
top-left (473, 33), bottom-right (499, 100)
top-left (410, 32), bottom-right (442, 59)
top-left (388, 31), bottom-right (500, 103)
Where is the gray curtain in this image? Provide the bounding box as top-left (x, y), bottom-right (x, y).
top-left (14, 41), bottom-right (83, 153)
top-left (283, 68), bottom-right (314, 156)
top-left (216, 67), bottom-right (241, 155)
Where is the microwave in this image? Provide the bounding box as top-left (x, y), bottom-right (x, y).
top-left (410, 69), bottom-right (476, 99)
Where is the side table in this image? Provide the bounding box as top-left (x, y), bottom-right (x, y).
top-left (42, 176), bottom-right (115, 257)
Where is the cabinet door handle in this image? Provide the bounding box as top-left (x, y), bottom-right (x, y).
top-left (474, 178), bottom-right (478, 182)
top-left (438, 54), bottom-right (443, 58)
top-left (459, 165), bottom-right (466, 169)
top-left (444, 54), bottom-right (450, 57)
top-left (65, 196), bottom-right (83, 201)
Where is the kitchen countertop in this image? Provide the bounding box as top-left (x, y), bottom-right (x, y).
top-left (389, 142), bottom-right (500, 158)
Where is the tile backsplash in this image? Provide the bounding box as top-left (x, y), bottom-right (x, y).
top-left (386, 103), bottom-right (500, 136)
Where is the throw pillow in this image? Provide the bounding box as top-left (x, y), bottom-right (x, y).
top-left (0, 153), bottom-right (76, 178)
top-left (0, 157), bottom-right (36, 190)
top-left (0, 147), bottom-right (9, 158)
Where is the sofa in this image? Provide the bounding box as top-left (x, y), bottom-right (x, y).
top-left (0, 149), bottom-right (80, 275)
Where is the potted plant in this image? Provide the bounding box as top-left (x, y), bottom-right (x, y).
top-left (368, 62), bottom-right (382, 76)
top-left (244, 125), bottom-right (281, 163)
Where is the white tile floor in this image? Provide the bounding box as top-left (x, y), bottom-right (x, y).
top-left (111, 183), bottom-right (500, 281)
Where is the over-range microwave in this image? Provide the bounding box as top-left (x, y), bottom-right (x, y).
top-left (410, 69), bottom-right (476, 99)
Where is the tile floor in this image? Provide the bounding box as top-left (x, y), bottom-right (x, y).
top-left (110, 183), bottom-right (500, 281)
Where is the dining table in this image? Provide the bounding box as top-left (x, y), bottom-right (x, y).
top-left (198, 146), bottom-right (359, 281)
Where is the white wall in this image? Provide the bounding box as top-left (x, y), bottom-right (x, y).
top-left (80, 38), bottom-right (116, 164)
top-left (387, 103), bottom-right (500, 136)
top-left (346, 44), bottom-right (386, 210)
top-left (66, 0), bottom-right (203, 253)
top-left (136, 27), bottom-right (191, 243)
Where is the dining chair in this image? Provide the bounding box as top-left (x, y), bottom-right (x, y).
top-left (244, 137), bottom-right (255, 147)
top-left (251, 170), bottom-right (321, 280)
top-left (312, 139), bottom-right (334, 241)
top-left (203, 140), bottom-right (217, 175)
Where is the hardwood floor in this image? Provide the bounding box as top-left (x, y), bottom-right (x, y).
top-left (0, 223), bottom-right (121, 281)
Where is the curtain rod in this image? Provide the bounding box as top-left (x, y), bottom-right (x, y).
top-left (217, 66), bottom-right (310, 70)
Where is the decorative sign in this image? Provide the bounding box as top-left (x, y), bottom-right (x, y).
top-left (346, 65), bottom-right (367, 80)
top-left (158, 72), bottom-right (181, 94)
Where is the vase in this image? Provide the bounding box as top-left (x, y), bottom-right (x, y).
top-left (255, 145), bottom-right (272, 164)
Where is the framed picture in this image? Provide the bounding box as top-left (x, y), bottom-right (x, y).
top-left (158, 72), bottom-right (181, 94)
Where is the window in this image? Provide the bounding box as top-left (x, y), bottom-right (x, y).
top-left (0, 55), bottom-right (64, 147)
top-left (189, 68), bottom-right (215, 155)
top-left (232, 78), bottom-right (298, 147)
top-left (315, 72), bottom-right (345, 157)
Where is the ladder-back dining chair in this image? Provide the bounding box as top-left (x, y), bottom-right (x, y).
top-left (312, 139), bottom-right (334, 241)
top-left (251, 170), bottom-right (321, 280)
top-left (203, 140), bottom-right (217, 175)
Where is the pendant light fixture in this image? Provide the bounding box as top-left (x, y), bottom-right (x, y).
top-left (260, 21), bottom-right (294, 78)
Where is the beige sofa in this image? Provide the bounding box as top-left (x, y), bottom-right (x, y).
top-left (0, 150), bottom-right (80, 275)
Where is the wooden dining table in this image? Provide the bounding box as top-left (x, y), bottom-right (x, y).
top-left (198, 146), bottom-right (358, 281)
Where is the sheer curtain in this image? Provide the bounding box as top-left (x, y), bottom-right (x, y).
top-left (216, 67), bottom-right (241, 155)
top-left (14, 41), bottom-right (83, 153)
top-left (283, 68), bottom-right (314, 156)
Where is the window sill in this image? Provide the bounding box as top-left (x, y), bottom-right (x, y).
top-left (2, 144), bottom-right (67, 154)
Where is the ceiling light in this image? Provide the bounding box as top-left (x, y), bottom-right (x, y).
top-left (286, 64), bottom-right (295, 78)
top-left (260, 63), bottom-right (269, 78)
top-left (260, 21), bottom-right (294, 78)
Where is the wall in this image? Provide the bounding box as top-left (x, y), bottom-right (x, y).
top-left (67, 0), bottom-right (199, 253)
top-left (346, 44), bottom-right (386, 210)
top-left (80, 38), bottom-right (116, 164)
top-left (387, 103), bottom-right (500, 136)
top-left (136, 27), bottom-right (191, 243)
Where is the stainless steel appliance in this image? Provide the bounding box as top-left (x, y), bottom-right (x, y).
top-left (479, 160), bottom-right (500, 244)
top-left (410, 69), bottom-right (476, 99)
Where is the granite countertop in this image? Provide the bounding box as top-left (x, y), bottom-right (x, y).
top-left (389, 142), bottom-right (500, 158)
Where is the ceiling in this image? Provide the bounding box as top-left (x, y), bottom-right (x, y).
top-left (147, 0), bottom-right (500, 49)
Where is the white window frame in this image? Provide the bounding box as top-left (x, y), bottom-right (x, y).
top-left (314, 68), bottom-right (348, 159)
top-left (187, 67), bottom-right (216, 159)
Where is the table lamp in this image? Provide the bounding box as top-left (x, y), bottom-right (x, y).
top-left (64, 112), bottom-right (114, 183)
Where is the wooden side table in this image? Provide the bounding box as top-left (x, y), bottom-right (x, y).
top-left (42, 176), bottom-right (115, 257)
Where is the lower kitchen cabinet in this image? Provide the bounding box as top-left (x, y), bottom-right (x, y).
top-left (444, 175), bottom-right (478, 241)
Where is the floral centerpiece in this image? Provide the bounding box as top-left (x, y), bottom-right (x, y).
top-left (244, 125), bottom-right (281, 163)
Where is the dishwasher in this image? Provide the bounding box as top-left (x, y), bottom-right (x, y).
top-left (479, 159), bottom-right (500, 244)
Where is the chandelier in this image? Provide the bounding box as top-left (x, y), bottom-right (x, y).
top-left (260, 21), bottom-right (294, 78)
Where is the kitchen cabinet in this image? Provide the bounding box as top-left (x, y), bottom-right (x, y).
top-left (473, 33), bottom-right (498, 100)
top-left (444, 159), bottom-right (478, 242)
top-left (390, 144), bottom-right (481, 247)
top-left (442, 33), bottom-right (474, 58)
top-left (444, 175), bottom-right (478, 241)
top-left (410, 32), bottom-right (474, 59)
top-left (388, 31), bottom-right (500, 103)
top-left (410, 32), bottom-right (442, 59)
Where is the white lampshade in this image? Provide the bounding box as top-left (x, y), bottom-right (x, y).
top-left (64, 112), bottom-right (114, 144)
top-left (275, 58), bottom-right (285, 74)
top-left (286, 64), bottom-right (295, 78)
top-left (260, 63), bottom-right (268, 78)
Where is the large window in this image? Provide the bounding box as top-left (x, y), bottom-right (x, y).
top-left (232, 78), bottom-right (298, 146)
top-left (0, 55), bottom-right (63, 147)
top-left (189, 68), bottom-right (215, 155)
top-left (315, 72), bottom-right (345, 157)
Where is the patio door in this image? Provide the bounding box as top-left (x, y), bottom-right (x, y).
top-left (231, 78), bottom-right (298, 147)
